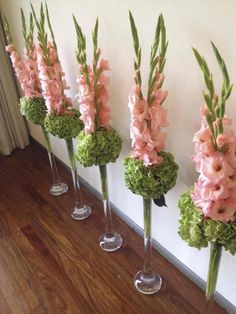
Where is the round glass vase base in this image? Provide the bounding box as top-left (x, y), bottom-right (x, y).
top-left (71, 205), bottom-right (92, 220)
top-left (99, 232), bottom-right (123, 252)
top-left (50, 182), bottom-right (68, 196)
top-left (134, 270), bottom-right (162, 295)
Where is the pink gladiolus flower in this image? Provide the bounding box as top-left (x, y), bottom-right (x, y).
top-left (36, 42), bottom-right (72, 114)
top-left (199, 105), bottom-right (208, 117)
top-left (149, 104), bottom-right (168, 127)
top-left (201, 154), bottom-right (234, 184)
top-left (100, 59), bottom-right (110, 72)
top-left (216, 130), bottom-right (236, 150)
top-left (152, 89), bottom-right (168, 105)
top-left (204, 198), bottom-right (236, 222)
top-left (195, 178), bottom-right (230, 201)
top-left (6, 44), bottom-right (42, 98)
top-left (128, 70), bottom-right (168, 166)
top-left (222, 116), bottom-right (232, 125)
top-left (76, 61), bottom-right (112, 133)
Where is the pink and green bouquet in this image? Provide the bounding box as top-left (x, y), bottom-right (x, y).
top-left (178, 43), bottom-right (236, 304)
top-left (73, 17), bottom-right (122, 166)
top-left (3, 11), bottom-right (46, 125)
top-left (124, 12), bottom-right (178, 295)
top-left (31, 4), bottom-right (82, 139)
top-left (74, 16), bottom-right (122, 250)
top-left (124, 12), bottom-right (178, 203)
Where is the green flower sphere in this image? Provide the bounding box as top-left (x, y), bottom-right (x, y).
top-left (178, 191), bottom-right (236, 254)
top-left (20, 97), bottom-right (47, 125)
top-left (124, 151), bottom-right (178, 199)
top-left (76, 127), bottom-right (122, 167)
top-left (44, 111), bottom-right (83, 139)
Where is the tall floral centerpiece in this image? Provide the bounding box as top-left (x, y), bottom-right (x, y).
top-left (3, 11), bottom-right (67, 196)
top-left (31, 4), bottom-right (91, 220)
top-left (73, 16), bottom-right (122, 252)
top-left (124, 12), bottom-right (178, 294)
top-left (178, 43), bottom-right (236, 311)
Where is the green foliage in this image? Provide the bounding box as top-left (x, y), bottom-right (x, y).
top-left (76, 128), bottom-right (122, 167)
top-left (124, 152), bottom-right (178, 199)
top-left (44, 111), bottom-right (83, 139)
top-left (2, 13), bottom-right (13, 45)
top-left (31, 3), bottom-right (56, 65)
top-left (129, 11), bottom-right (142, 96)
top-left (147, 14), bottom-right (168, 103)
top-left (73, 15), bottom-right (90, 86)
top-left (178, 191), bottom-right (208, 249)
top-left (192, 43), bottom-right (233, 148)
top-left (129, 11), bottom-right (168, 103)
top-left (21, 8), bottom-right (34, 53)
top-left (178, 191), bottom-right (236, 254)
top-left (20, 97), bottom-right (47, 125)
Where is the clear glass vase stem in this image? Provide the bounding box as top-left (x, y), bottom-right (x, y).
top-left (143, 198), bottom-right (152, 275)
top-left (133, 198), bottom-right (162, 294)
top-left (204, 242), bottom-right (222, 313)
top-left (98, 164), bottom-right (122, 252)
top-left (65, 138), bottom-right (91, 220)
top-left (65, 138), bottom-right (83, 208)
top-left (99, 164), bottom-right (113, 235)
top-left (41, 126), bottom-right (68, 196)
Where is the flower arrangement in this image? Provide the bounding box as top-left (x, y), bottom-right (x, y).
top-left (31, 4), bottom-right (90, 218)
top-left (31, 4), bottom-right (83, 139)
top-left (3, 11), bottom-right (47, 125)
top-left (3, 8), bottom-right (68, 196)
top-left (178, 43), bottom-right (236, 304)
top-left (73, 16), bottom-right (122, 251)
top-left (73, 17), bottom-right (122, 166)
top-left (125, 12), bottom-right (178, 295)
top-left (124, 12), bottom-right (178, 203)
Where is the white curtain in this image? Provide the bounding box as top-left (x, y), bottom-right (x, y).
top-left (0, 16), bottom-right (29, 156)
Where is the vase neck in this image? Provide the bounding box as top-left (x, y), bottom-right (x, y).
top-left (66, 138), bottom-right (83, 208)
top-left (99, 164), bottom-right (114, 236)
top-left (205, 242), bottom-right (222, 303)
top-left (41, 126), bottom-right (61, 186)
top-left (143, 198), bottom-right (152, 275)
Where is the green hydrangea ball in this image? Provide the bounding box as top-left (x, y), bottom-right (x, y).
top-left (44, 111), bottom-right (83, 139)
top-left (178, 190), bottom-right (236, 254)
top-left (178, 191), bottom-right (208, 249)
top-left (20, 97), bottom-right (47, 125)
top-left (124, 151), bottom-right (178, 199)
top-left (76, 127), bottom-right (122, 167)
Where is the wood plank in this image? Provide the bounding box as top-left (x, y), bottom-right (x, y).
top-left (0, 140), bottom-right (228, 313)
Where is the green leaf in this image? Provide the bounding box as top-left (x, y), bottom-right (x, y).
top-left (224, 84), bottom-right (233, 100)
top-left (129, 11), bottom-right (140, 56)
top-left (21, 8), bottom-right (27, 39)
top-left (92, 17), bottom-right (99, 48)
top-left (203, 92), bottom-right (212, 112)
top-left (30, 3), bottom-right (41, 32)
top-left (211, 41), bottom-right (230, 87)
top-left (2, 13), bottom-right (13, 45)
top-left (192, 47), bottom-right (204, 69)
top-left (45, 3), bottom-right (57, 50)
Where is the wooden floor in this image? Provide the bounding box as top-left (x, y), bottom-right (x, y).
top-left (0, 140), bottom-right (227, 314)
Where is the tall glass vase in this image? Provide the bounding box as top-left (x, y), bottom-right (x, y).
top-left (65, 138), bottom-right (92, 220)
top-left (98, 164), bottom-right (123, 252)
top-left (204, 242), bottom-right (222, 313)
top-left (134, 198), bottom-right (162, 294)
top-left (41, 126), bottom-right (68, 196)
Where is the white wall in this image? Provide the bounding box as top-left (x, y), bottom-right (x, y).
top-left (1, 0), bottom-right (236, 306)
